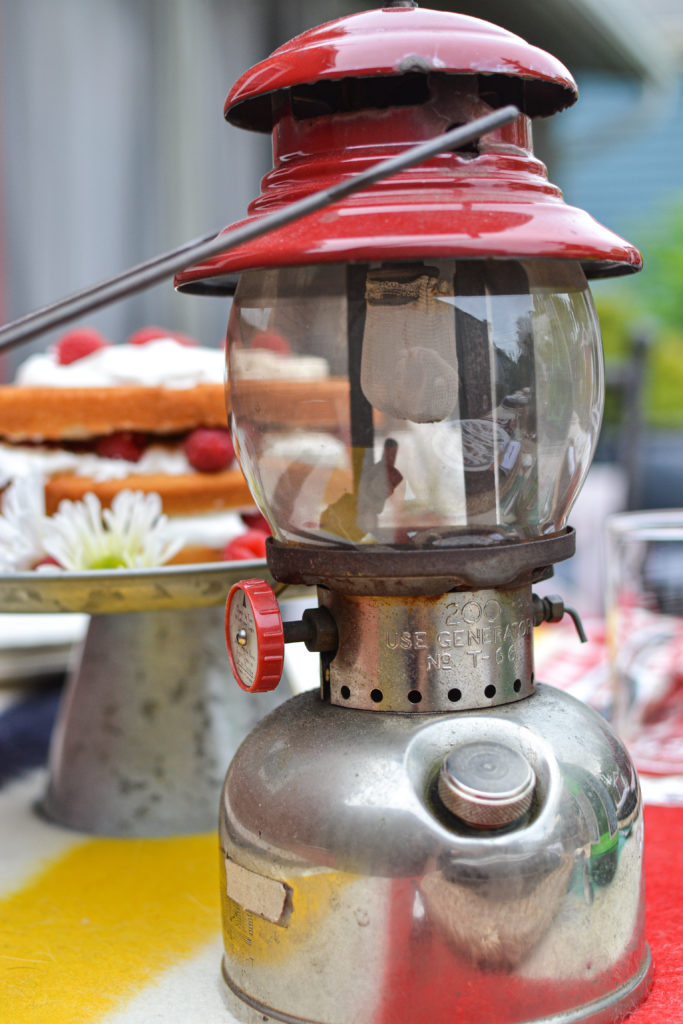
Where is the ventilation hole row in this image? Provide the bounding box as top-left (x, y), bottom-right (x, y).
top-left (338, 678), bottom-right (530, 705)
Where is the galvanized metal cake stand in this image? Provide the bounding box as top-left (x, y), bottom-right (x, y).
top-left (0, 561), bottom-right (292, 837)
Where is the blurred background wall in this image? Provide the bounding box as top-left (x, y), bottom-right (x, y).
top-left (0, 0), bottom-right (681, 608)
top-left (0, 0), bottom-right (678, 353)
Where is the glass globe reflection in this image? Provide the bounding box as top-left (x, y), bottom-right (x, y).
top-left (226, 259), bottom-right (603, 548)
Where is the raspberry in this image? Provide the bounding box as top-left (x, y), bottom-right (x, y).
top-left (252, 330), bottom-right (290, 355)
top-left (184, 428), bottom-right (235, 472)
top-left (95, 431), bottom-right (148, 462)
top-left (128, 326), bottom-right (197, 346)
top-left (55, 327), bottom-right (110, 365)
top-left (221, 529), bottom-right (268, 561)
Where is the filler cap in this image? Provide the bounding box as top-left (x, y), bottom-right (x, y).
top-left (438, 741), bottom-right (535, 829)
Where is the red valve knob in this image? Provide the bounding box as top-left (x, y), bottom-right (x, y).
top-left (225, 579), bottom-right (285, 692)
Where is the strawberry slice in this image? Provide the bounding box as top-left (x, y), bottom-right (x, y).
top-left (33, 555), bottom-right (62, 569)
top-left (241, 510), bottom-right (271, 533)
top-left (221, 529), bottom-right (268, 561)
top-left (95, 431), bottom-right (148, 462)
top-left (55, 327), bottom-right (110, 364)
top-left (251, 330), bottom-right (291, 354)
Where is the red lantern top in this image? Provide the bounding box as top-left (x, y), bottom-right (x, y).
top-left (225, 5), bottom-right (578, 131)
top-left (176, 4), bottom-right (641, 293)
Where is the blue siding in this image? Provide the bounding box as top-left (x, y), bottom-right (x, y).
top-left (554, 72), bottom-right (683, 237)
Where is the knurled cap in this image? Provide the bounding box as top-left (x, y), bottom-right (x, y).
top-left (438, 741), bottom-right (535, 829)
top-left (225, 578), bottom-right (285, 693)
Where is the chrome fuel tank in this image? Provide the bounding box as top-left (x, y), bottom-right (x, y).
top-left (218, 684), bottom-right (650, 1024)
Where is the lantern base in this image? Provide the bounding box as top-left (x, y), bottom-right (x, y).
top-left (218, 685), bottom-right (651, 1024)
top-left (220, 950), bottom-right (652, 1024)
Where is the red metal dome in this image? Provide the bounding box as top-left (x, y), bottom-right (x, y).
top-left (176, 4), bottom-right (641, 293)
top-left (225, 5), bottom-right (578, 131)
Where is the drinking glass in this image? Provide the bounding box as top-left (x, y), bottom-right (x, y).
top-left (606, 509), bottom-right (683, 803)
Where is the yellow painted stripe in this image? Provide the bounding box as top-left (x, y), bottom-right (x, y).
top-left (0, 833), bottom-right (220, 1023)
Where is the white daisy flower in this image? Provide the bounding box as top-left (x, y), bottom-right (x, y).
top-left (44, 490), bottom-right (183, 571)
top-left (0, 473), bottom-right (51, 571)
top-left (0, 516), bottom-right (30, 572)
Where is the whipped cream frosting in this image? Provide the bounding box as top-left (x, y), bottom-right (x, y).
top-left (262, 431), bottom-right (346, 466)
top-left (0, 441), bottom-right (200, 485)
top-left (15, 338), bottom-right (226, 389)
top-left (231, 349), bottom-right (328, 381)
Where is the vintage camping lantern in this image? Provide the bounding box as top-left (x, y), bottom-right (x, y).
top-left (177, 4), bottom-right (651, 1022)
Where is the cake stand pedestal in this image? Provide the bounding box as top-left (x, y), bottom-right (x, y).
top-left (0, 561), bottom-right (293, 837)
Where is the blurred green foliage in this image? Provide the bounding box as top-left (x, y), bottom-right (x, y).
top-left (595, 193), bottom-right (683, 428)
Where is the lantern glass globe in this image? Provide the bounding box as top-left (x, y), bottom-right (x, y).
top-left (226, 258), bottom-right (603, 548)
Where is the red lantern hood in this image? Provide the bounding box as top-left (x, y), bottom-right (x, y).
top-left (176, 4), bottom-right (641, 293)
top-left (225, 6), bottom-right (578, 130)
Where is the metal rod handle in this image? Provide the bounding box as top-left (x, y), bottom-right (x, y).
top-left (0, 105), bottom-right (519, 353)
